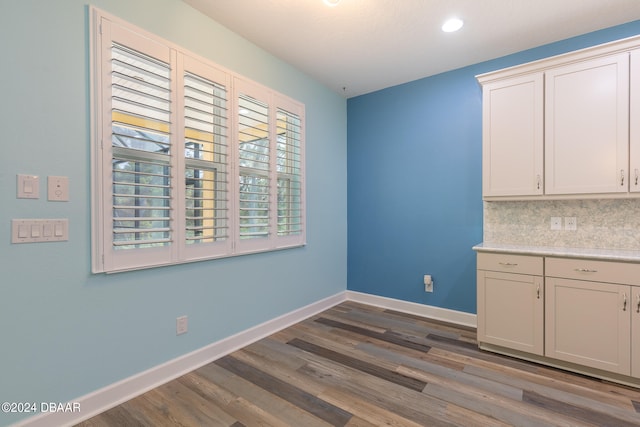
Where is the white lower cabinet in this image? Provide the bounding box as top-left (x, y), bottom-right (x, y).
top-left (544, 257), bottom-right (640, 377)
top-left (477, 252), bottom-right (640, 384)
top-left (477, 253), bottom-right (543, 355)
top-left (545, 277), bottom-right (631, 375)
top-left (633, 287), bottom-right (640, 377)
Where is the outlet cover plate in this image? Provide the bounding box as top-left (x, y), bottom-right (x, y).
top-left (176, 316), bottom-right (188, 335)
top-left (565, 217), bottom-right (577, 231)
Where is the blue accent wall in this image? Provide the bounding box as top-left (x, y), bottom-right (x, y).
top-left (347, 20), bottom-right (640, 314)
top-left (0, 1), bottom-right (346, 425)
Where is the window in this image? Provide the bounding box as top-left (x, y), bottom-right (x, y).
top-left (91, 8), bottom-right (305, 273)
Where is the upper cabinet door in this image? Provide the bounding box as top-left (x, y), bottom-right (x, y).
top-left (482, 73), bottom-right (543, 197)
top-left (630, 50), bottom-right (640, 193)
top-left (545, 53), bottom-right (629, 195)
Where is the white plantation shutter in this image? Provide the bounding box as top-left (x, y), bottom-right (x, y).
top-left (92, 8), bottom-right (304, 273)
top-left (111, 44), bottom-right (173, 250)
top-left (95, 17), bottom-right (176, 272)
top-left (276, 106), bottom-right (303, 239)
top-left (235, 85), bottom-right (306, 254)
top-left (238, 93), bottom-right (271, 241)
top-left (181, 56), bottom-right (233, 259)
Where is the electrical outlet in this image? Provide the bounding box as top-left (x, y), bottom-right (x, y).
top-left (550, 217), bottom-right (562, 230)
top-left (424, 275), bottom-right (433, 293)
top-left (176, 316), bottom-right (188, 335)
top-left (565, 217), bottom-right (577, 231)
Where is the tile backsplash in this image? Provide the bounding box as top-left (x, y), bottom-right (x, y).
top-left (484, 199), bottom-right (640, 250)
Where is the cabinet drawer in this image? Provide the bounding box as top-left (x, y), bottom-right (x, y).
top-left (477, 253), bottom-right (543, 275)
top-left (546, 257), bottom-right (640, 286)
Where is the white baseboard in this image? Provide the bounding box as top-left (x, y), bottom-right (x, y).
top-left (15, 290), bottom-right (475, 427)
top-left (15, 292), bottom-right (347, 427)
top-left (346, 291), bottom-right (477, 328)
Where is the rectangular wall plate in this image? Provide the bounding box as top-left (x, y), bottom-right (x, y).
top-left (17, 174), bottom-right (39, 199)
top-left (48, 176), bottom-right (69, 201)
top-left (12, 219), bottom-right (69, 243)
top-left (565, 216), bottom-right (577, 230)
top-left (176, 316), bottom-right (188, 335)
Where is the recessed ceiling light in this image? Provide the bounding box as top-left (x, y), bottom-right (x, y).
top-left (323, 0), bottom-right (341, 6)
top-left (442, 18), bottom-right (464, 33)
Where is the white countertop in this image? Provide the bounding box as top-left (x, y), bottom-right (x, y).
top-left (473, 242), bottom-right (640, 262)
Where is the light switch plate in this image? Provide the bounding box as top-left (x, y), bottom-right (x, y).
top-left (12, 219), bottom-right (68, 243)
top-left (17, 174), bottom-right (39, 199)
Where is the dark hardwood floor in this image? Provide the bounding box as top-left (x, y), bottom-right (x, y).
top-left (77, 301), bottom-right (640, 426)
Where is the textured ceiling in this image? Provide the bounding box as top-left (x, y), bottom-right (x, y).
top-left (183, 0), bottom-right (640, 98)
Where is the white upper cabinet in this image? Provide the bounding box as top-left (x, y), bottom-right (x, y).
top-left (478, 35), bottom-right (640, 200)
top-left (482, 73), bottom-right (543, 197)
top-left (545, 53), bottom-right (629, 195)
top-left (630, 49), bottom-right (640, 193)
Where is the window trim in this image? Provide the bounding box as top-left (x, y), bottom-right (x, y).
top-left (90, 7), bottom-right (305, 273)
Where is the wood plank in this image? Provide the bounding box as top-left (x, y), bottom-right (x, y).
top-left (178, 372), bottom-right (287, 427)
top-left (196, 361), bottom-right (333, 427)
top-left (287, 338), bottom-right (427, 392)
top-left (297, 358), bottom-right (455, 427)
top-left (139, 380), bottom-right (234, 426)
top-left (314, 316), bottom-right (432, 353)
top-left (442, 403), bottom-right (513, 427)
top-left (389, 352), bottom-right (523, 402)
top-left (523, 389), bottom-right (640, 427)
top-left (423, 382), bottom-right (589, 427)
top-left (318, 385), bottom-right (426, 427)
top-left (215, 355), bottom-right (353, 426)
top-left (464, 364), bottom-right (640, 425)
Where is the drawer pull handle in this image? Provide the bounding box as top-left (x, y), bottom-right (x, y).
top-left (621, 169), bottom-right (625, 186)
top-left (623, 292), bottom-right (627, 311)
top-left (574, 268), bottom-right (597, 273)
top-left (498, 262), bottom-right (518, 267)
top-left (536, 285), bottom-right (540, 299)
top-left (637, 294), bottom-right (640, 313)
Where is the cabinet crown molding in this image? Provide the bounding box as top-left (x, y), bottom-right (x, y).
top-left (477, 33), bottom-right (640, 84)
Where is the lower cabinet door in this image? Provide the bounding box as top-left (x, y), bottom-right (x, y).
top-left (545, 278), bottom-right (631, 375)
top-left (633, 287), bottom-right (640, 378)
top-left (477, 270), bottom-right (544, 355)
